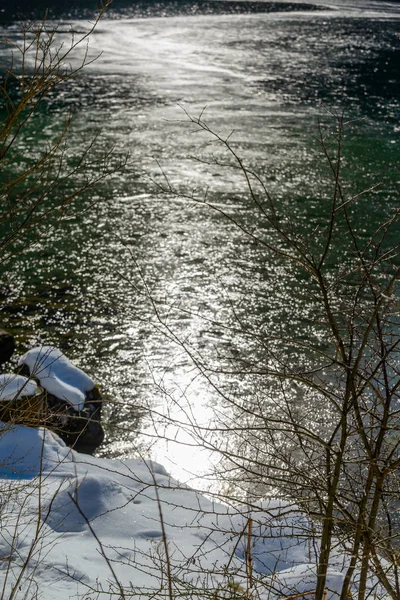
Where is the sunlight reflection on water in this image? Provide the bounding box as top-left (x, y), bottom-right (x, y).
top-left (0, 3), bottom-right (399, 492)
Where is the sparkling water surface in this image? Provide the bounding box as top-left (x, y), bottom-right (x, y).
top-left (0, 0), bottom-right (399, 490)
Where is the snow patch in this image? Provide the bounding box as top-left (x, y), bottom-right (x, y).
top-left (0, 374), bottom-right (38, 401)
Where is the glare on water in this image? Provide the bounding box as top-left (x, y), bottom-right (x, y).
top-left (0, 0), bottom-right (399, 491)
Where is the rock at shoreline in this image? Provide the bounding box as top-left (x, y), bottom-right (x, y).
top-left (17, 346), bottom-right (105, 454)
top-left (45, 385), bottom-right (104, 454)
top-left (0, 329), bottom-right (15, 364)
top-left (18, 346), bottom-right (94, 411)
top-left (0, 373), bottom-right (38, 400)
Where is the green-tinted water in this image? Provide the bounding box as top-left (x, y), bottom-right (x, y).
top-left (0, 0), bottom-right (399, 487)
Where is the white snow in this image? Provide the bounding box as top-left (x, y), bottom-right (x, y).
top-left (0, 424), bottom-right (391, 600)
top-left (18, 346), bottom-right (94, 411)
top-left (0, 373), bottom-right (39, 401)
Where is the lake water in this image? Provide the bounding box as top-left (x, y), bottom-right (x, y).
top-left (0, 0), bottom-right (399, 491)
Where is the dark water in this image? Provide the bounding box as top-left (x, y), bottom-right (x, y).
top-left (0, 0), bottom-right (326, 21)
top-left (0, 0), bottom-right (399, 488)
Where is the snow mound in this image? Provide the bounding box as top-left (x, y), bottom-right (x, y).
top-left (0, 374), bottom-right (39, 401)
top-left (0, 425), bottom-right (390, 600)
top-left (0, 425), bottom-right (72, 478)
top-left (18, 346), bottom-right (94, 411)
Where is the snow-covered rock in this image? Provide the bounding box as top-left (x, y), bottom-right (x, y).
top-left (0, 373), bottom-right (39, 401)
top-left (18, 346), bottom-right (94, 411)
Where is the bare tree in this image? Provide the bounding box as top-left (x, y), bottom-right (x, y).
top-left (135, 108), bottom-right (400, 600)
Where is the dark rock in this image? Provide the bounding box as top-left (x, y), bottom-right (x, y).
top-left (17, 363), bottom-right (30, 378)
top-left (0, 329), bottom-right (15, 363)
top-left (45, 386), bottom-right (104, 455)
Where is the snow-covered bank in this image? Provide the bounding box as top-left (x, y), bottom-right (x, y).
top-left (0, 425), bottom-right (389, 600)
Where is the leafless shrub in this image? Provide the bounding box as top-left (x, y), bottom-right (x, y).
top-left (131, 108), bottom-right (400, 600)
